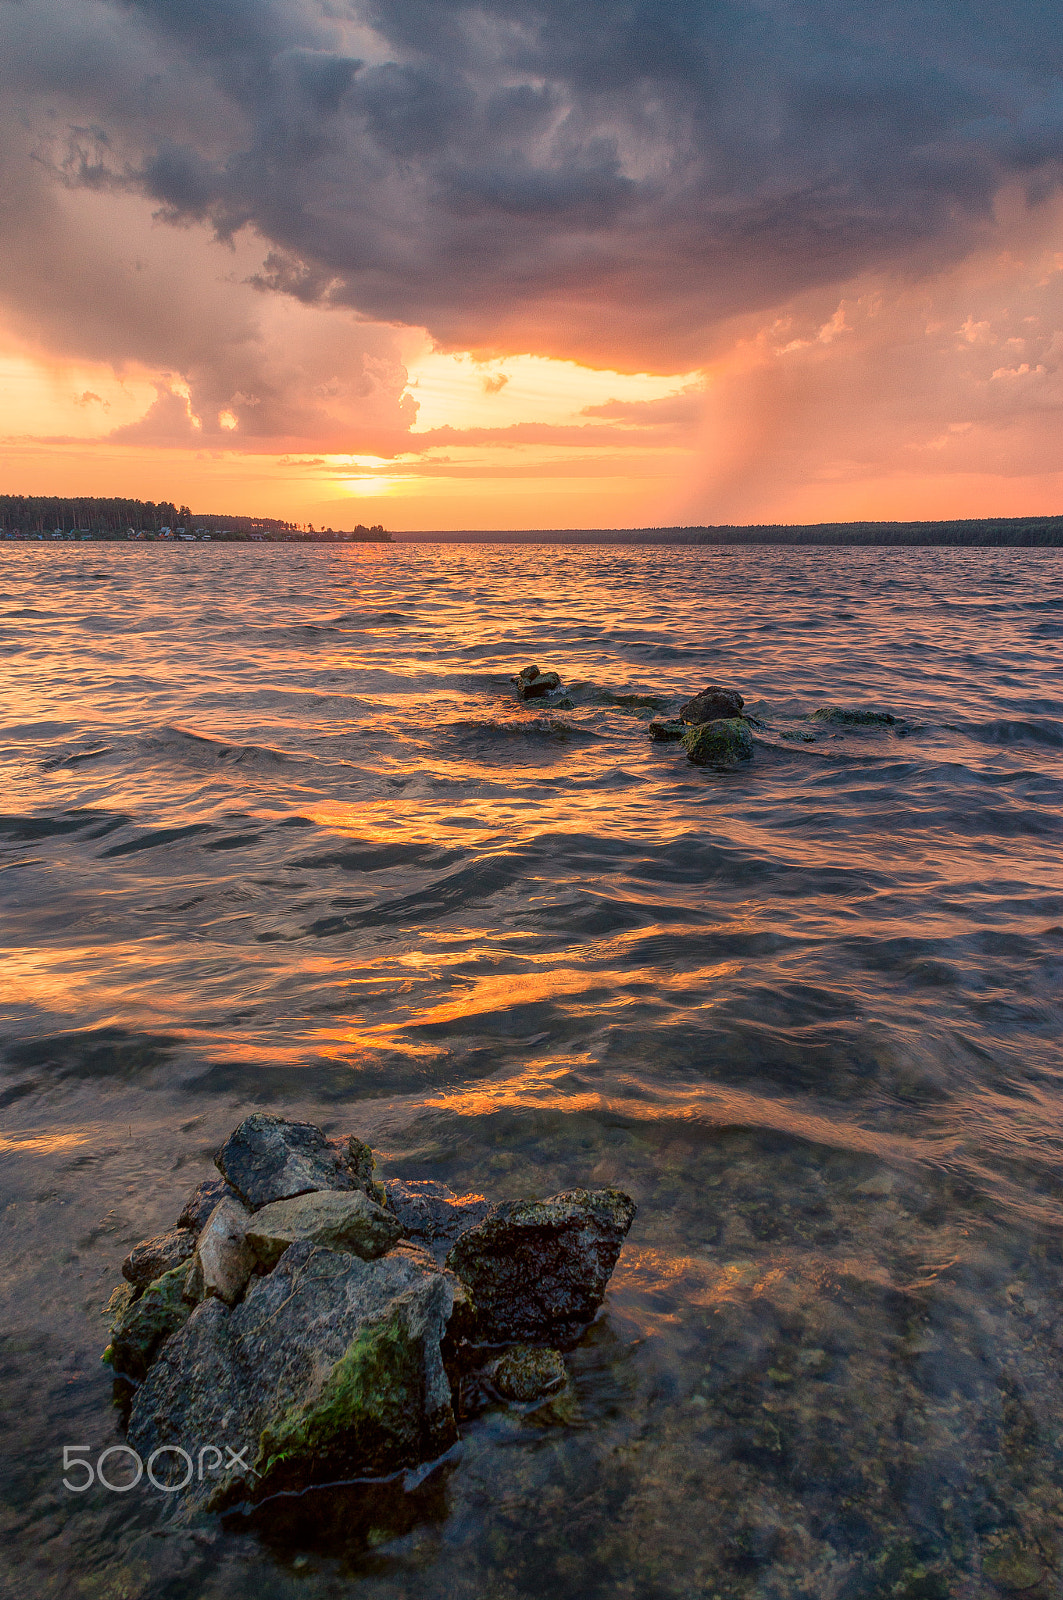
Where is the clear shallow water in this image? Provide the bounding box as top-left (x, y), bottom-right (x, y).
top-left (1, 542), bottom-right (1063, 1599)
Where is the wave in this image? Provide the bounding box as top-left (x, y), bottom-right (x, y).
top-left (576, 684), bottom-right (675, 710)
top-left (39, 745), bottom-right (114, 770)
top-left (962, 716), bottom-right (1063, 749)
top-left (98, 821), bottom-right (215, 857)
top-left (0, 808), bottom-right (128, 842)
top-left (299, 852), bottom-right (524, 936)
top-left (289, 841), bottom-right (463, 873)
top-left (437, 716), bottom-right (600, 750)
top-left (140, 725), bottom-right (305, 766)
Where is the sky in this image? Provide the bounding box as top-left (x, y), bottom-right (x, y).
top-left (2, 0), bottom-right (1063, 530)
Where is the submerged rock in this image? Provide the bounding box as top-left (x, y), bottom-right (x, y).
top-left (982, 1537), bottom-right (1044, 1592)
top-left (122, 1227), bottom-right (197, 1289)
top-left (677, 684), bottom-right (745, 724)
top-left (446, 1187), bottom-right (637, 1344)
top-left (247, 1190), bottom-right (402, 1269)
top-left (383, 1180), bottom-right (491, 1260)
top-left (177, 1177), bottom-right (235, 1233)
top-left (105, 1261), bottom-right (193, 1381)
top-left (187, 1195), bottom-right (255, 1306)
top-left (649, 719), bottom-right (686, 742)
top-left (216, 1112), bottom-right (356, 1209)
top-left (682, 717), bottom-right (754, 766)
top-left (810, 705), bottom-right (897, 726)
top-left (493, 1345), bottom-right (567, 1401)
top-left (127, 1241), bottom-right (459, 1513)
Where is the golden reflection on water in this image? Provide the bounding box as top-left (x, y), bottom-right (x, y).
top-left (0, 1129), bottom-right (89, 1153)
top-left (313, 958), bottom-right (739, 1047)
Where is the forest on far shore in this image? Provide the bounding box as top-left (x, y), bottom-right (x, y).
top-left (0, 495), bottom-right (387, 539)
top-left (672, 515), bottom-right (1063, 546)
top-left (398, 515), bottom-right (1063, 546)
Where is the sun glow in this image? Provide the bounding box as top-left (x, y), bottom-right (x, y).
top-left (402, 347), bottom-right (702, 432)
top-left (343, 475), bottom-right (404, 496)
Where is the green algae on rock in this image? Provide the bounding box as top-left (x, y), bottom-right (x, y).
top-left (247, 1188), bottom-right (402, 1268)
top-left (493, 1345), bottom-right (567, 1402)
top-left (681, 717), bottom-right (754, 766)
top-left (648, 719), bottom-right (687, 742)
top-left (257, 1276), bottom-right (458, 1488)
top-left (104, 1281), bottom-right (136, 1326)
top-left (343, 1133), bottom-right (386, 1202)
top-left (127, 1242), bottom-right (459, 1512)
top-left (104, 1260), bottom-right (193, 1381)
top-left (982, 1537), bottom-right (1045, 1592)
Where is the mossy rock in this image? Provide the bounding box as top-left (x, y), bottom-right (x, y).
top-left (681, 717), bottom-right (753, 766)
top-left (983, 1537), bottom-right (1044, 1592)
top-left (494, 1345), bottom-right (567, 1401)
top-left (258, 1297), bottom-right (447, 1484)
top-left (343, 1135), bottom-right (386, 1203)
top-left (104, 1282), bottom-right (137, 1328)
top-left (127, 1242), bottom-right (460, 1514)
top-left (104, 1261), bottom-right (193, 1381)
top-left (810, 705), bottom-right (897, 726)
top-left (865, 1538), bottom-right (952, 1600)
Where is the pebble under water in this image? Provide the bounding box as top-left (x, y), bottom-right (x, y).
top-left (1, 540), bottom-right (1062, 1600)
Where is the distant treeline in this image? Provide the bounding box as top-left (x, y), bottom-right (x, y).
top-left (0, 495), bottom-right (390, 541)
top-left (399, 515), bottom-right (1063, 546)
top-left (1, 495), bottom-right (193, 533)
top-left (669, 516), bottom-right (1063, 547)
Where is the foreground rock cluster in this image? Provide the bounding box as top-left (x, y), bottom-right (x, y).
top-left (103, 1113), bottom-right (635, 1514)
top-left (649, 682), bottom-right (754, 767)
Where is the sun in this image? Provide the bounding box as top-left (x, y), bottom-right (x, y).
top-left (342, 475), bottom-right (404, 497)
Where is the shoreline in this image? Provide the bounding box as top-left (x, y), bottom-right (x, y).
top-left (392, 513), bottom-right (1063, 546)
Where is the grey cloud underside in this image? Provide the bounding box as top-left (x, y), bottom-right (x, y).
top-left (9, 0), bottom-right (1063, 363)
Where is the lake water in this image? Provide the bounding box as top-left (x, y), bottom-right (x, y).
top-left (2, 542), bottom-right (1063, 1599)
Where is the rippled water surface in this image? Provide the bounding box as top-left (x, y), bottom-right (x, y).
top-left (2, 542), bottom-right (1063, 1599)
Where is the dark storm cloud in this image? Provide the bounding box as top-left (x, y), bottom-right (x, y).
top-left (4, 0), bottom-right (1063, 365)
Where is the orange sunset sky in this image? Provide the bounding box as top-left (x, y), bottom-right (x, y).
top-left (3, 0), bottom-right (1063, 530)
